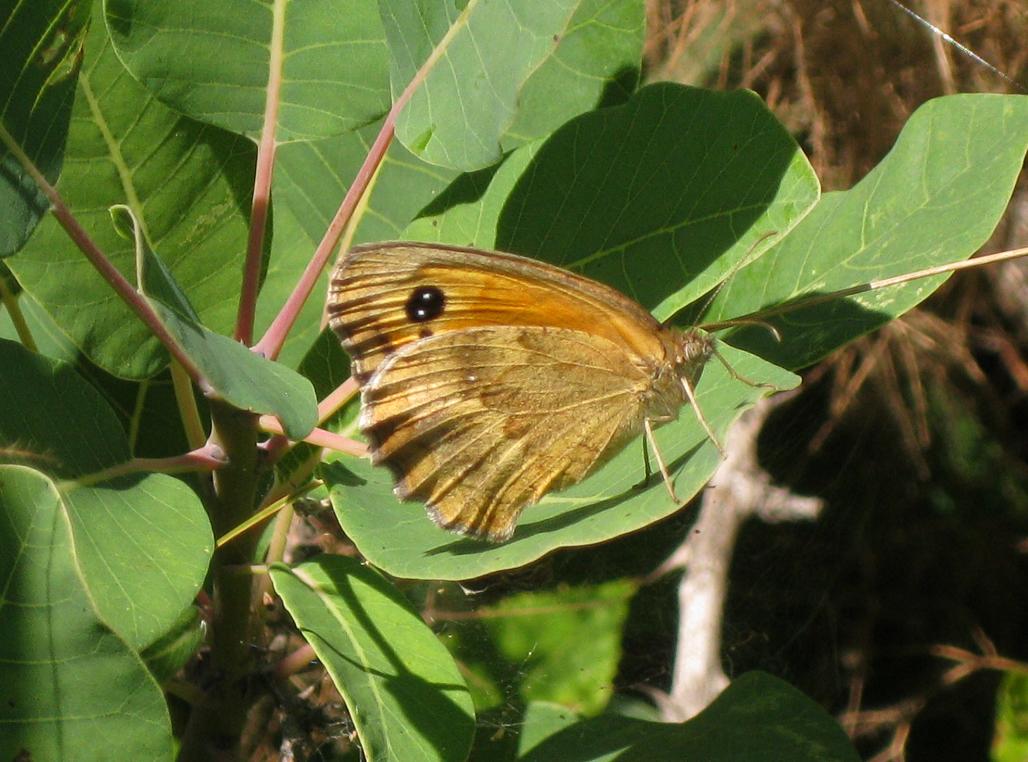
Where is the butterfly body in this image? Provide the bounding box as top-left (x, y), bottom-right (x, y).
top-left (328, 242), bottom-right (715, 542)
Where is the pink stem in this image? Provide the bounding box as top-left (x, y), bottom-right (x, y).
top-left (253, 45), bottom-right (443, 361)
top-left (235, 0), bottom-right (287, 345)
top-left (258, 416), bottom-right (368, 457)
top-left (0, 125), bottom-right (207, 384)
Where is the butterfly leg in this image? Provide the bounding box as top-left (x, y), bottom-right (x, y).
top-left (644, 417), bottom-right (680, 503)
top-left (712, 348), bottom-right (777, 390)
top-left (680, 376), bottom-right (727, 458)
top-left (635, 436), bottom-right (653, 489)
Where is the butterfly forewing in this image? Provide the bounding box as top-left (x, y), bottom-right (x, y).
top-left (328, 243), bottom-right (668, 383)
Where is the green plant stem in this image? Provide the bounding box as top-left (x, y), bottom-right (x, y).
top-left (180, 400), bottom-right (265, 757)
top-left (0, 273), bottom-right (36, 351)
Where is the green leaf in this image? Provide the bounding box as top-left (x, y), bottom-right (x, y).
top-left (0, 466), bottom-right (174, 761)
top-left (517, 672), bottom-right (860, 761)
top-left (0, 0), bottom-right (88, 256)
top-left (0, 340), bottom-right (213, 649)
top-left (147, 299), bottom-right (317, 440)
top-left (330, 344), bottom-right (797, 581)
top-left (63, 475), bottom-right (213, 651)
top-left (260, 119), bottom-right (459, 368)
top-left (462, 580), bottom-right (635, 715)
top-left (382, 0), bottom-right (645, 170)
top-left (994, 673), bottom-right (1028, 762)
top-left (7, 11), bottom-right (257, 378)
top-left (0, 339), bottom-right (129, 477)
top-left (708, 93), bottom-right (1028, 369)
top-left (271, 556), bottom-right (475, 762)
top-left (495, 83), bottom-right (821, 320)
top-left (105, 0), bottom-right (390, 141)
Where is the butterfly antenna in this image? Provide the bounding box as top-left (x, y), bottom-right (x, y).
top-left (699, 316), bottom-right (782, 342)
top-left (711, 347), bottom-right (779, 390)
top-left (678, 377), bottom-right (726, 459)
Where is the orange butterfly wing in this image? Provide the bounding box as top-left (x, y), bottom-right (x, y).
top-left (327, 242), bottom-right (687, 541)
top-left (360, 325), bottom-right (661, 541)
top-left (327, 242), bottom-right (669, 383)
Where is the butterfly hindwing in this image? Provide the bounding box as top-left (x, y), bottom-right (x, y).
top-left (360, 325), bottom-right (658, 541)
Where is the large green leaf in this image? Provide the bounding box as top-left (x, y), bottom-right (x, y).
top-left (0, 466), bottom-right (174, 761)
top-left (0, 0), bottom-right (88, 256)
top-left (330, 83), bottom-right (811, 579)
top-left (105, 0), bottom-right (390, 141)
top-left (708, 93), bottom-right (1028, 369)
top-left (517, 672), bottom-right (859, 761)
top-left (271, 556), bottom-right (475, 762)
top-left (6, 11), bottom-right (256, 378)
top-left (382, 0), bottom-right (645, 170)
top-left (330, 344), bottom-right (797, 581)
top-left (494, 83), bottom-right (820, 319)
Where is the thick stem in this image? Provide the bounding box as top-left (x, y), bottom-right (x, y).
top-left (180, 400), bottom-right (265, 757)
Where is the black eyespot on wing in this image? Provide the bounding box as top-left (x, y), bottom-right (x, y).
top-left (405, 286), bottom-right (445, 323)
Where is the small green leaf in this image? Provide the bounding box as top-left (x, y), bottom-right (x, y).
top-left (0, 0), bottom-right (88, 255)
top-left (147, 299), bottom-right (317, 440)
top-left (106, 0), bottom-right (391, 141)
top-left (63, 475), bottom-right (213, 651)
top-left (0, 466), bottom-right (174, 761)
top-left (383, 0), bottom-right (645, 170)
top-left (271, 556), bottom-right (475, 761)
top-left (517, 672), bottom-right (859, 761)
top-left (709, 93), bottom-right (1028, 369)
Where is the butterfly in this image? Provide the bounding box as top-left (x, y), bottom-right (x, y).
top-left (327, 242), bottom-right (726, 542)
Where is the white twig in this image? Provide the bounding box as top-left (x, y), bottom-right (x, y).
top-left (653, 393), bottom-right (823, 722)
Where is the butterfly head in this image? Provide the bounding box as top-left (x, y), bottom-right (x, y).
top-left (672, 328), bottom-right (716, 390)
